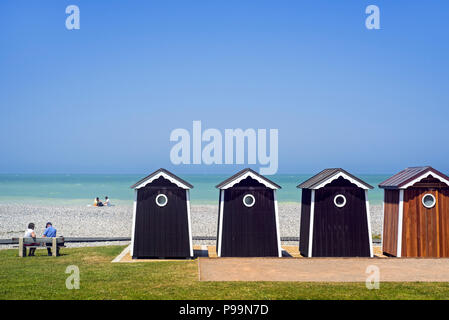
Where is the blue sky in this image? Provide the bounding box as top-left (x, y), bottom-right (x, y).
top-left (0, 1), bottom-right (448, 174)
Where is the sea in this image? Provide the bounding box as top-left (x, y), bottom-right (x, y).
top-left (0, 174), bottom-right (390, 206)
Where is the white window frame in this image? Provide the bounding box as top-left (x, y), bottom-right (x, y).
top-left (333, 194), bottom-right (347, 208)
top-left (422, 193), bottom-right (436, 209)
top-left (243, 194), bottom-right (256, 207)
top-left (155, 194), bottom-right (168, 207)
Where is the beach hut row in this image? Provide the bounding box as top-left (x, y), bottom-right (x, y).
top-left (130, 167), bottom-right (449, 259)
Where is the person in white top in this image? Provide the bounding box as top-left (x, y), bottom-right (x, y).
top-left (24, 223), bottom-right (37, 256)
top-left (104, 196), bottom-right (110, 206)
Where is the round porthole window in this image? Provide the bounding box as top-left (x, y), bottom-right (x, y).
top-left (155, 194), bottom-right (168, 207)
top-left (243, 194), bottom-right (255, 207)
top-left (334, 194), bottom-right (347, 208)
top-left (422, 194), bottom-right (436, 209)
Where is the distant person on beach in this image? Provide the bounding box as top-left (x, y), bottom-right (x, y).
top-left (42, 222), bottom-right (59, 256)
top-left (104, 196), bottom-right (110, 206)
top-left (24, 223), bottom-right (37, 256)
top-left (94, 197), bottom-right (103, 207)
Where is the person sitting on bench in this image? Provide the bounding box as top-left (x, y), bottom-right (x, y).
top-left (43, 222), bottom-right (59, 256)
top-left (24, 223), bottom-right (37, 256)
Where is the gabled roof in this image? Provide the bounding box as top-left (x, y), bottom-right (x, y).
top-left (130, 168), bottom-right (193, 190)
top-left (297, 168), bottom-right (373, 190)
top-left (216, 168), bottom-right (281, 190)
top-left (379, 166), bottom-right (449, 189)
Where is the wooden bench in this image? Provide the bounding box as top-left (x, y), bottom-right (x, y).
top-left (16, 237), bottom-right (65, 257)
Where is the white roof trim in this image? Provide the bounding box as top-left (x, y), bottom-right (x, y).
top-left (134, 172), bottom-right (191, 190)
top-left (219, 171), bottom-right (278, 190)
top-left (400, 172), bottom-right (449, 189)
top-left (312, 172), bottom-right (371, 190)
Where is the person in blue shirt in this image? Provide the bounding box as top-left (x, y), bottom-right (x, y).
top-left (43, 222), bottom-right (59, 256)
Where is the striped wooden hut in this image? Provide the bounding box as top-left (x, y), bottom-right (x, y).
top-left (216, 168), bottom-right (282, 257)
top-left (380, 166), bottom-right (449, 257)
top-left (130, 169), bottom-right (193, 259)
top-left (297, 168), bottom-right (374, 257)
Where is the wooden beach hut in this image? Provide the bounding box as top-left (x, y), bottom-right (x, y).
top-left (216, 168), bottom-right (282, 257)
top-left (379, 166), bottom-right (449, 257)
top-left (130, 168), bottom-right (194, 259)
top-left (297, 168), bottom-right (374, 257)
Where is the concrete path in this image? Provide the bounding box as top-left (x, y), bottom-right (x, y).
top-left (199, 257), bottom-right (449, 282)
top-left (111, 244), bottom-right (131, 263)
top-left (112, 245), bottom-right (208, 262)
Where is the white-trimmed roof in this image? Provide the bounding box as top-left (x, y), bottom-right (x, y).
top-left (216, 168), bottom-right (281, 190)
top-left (399, 171), bottom-right (449, 189)
top-left (131, 169), bottom-right (193, 190)
top-left (297, 168), bottom-right (373, 190)
top-left (379, 166), bottom-right (449, 189)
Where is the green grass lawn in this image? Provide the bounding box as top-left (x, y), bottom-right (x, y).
top-left (1, 245), bottom-right (449, 300)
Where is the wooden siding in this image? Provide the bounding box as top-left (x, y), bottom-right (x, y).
top-left (382, 190), bottom-right (399, 256)
top-left (311, 178), bottom-right (370, 257)
top-left (133, 177), bottom-right (190, 258)
top-left (402, 187), bottom-right (449, 257)
top-left (220, 186), bottom-right (278, 257)
top-left (299, 189), bottom-right (311, 256)
top-left (439, 189), bottom-right (449, 257)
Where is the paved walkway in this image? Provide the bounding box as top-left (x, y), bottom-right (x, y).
top-left (112, 245), bottom-right (449, 282)
top-left (199, 257), bottom-right (449, 282)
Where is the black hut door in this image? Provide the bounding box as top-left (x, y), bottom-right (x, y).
top-left (313, 184), bottom-right (370, 257)
top-left (221, 187), bottom-right (278, 257)
top-left (133, 183), bottom-right (190, 258)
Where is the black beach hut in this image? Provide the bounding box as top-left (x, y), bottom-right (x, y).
top-left (216, 168), bottom-right (282, 257)
top-left (130, 168), bottom-right (194, 259)
top-left (297, 168), bottom-right (374, 257)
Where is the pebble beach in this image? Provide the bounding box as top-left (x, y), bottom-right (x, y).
top-left (0, 203), bottom-right (383, 248)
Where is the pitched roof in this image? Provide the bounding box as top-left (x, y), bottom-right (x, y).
top-left (297, 168), bottom-right (373, 190)
top-left (215, 168), bottom-right (281, 190)
top-left (379, 166), bottom-right (449, 189)
top-left (130, 168), bottom-right (193, 190)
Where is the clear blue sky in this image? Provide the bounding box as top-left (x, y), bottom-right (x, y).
top-left (0, 1), bottom-right (448, 174)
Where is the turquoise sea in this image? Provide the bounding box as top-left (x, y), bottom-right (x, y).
top-left (0, 174), bottom-right (390, 206)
